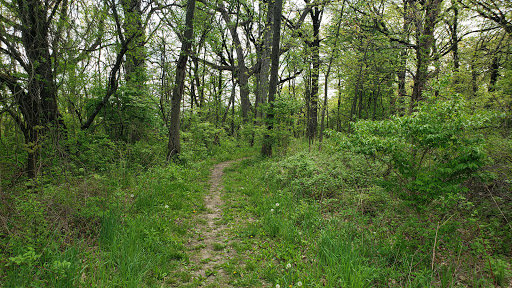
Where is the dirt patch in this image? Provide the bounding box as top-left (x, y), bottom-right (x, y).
top-left (188, 160), bottom-right (240, 287)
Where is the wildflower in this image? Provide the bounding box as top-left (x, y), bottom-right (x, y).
top-left (193, 210), bottom-right (196, 213)
top-left (276, 285), bottom-right (280, 288)
top-left (164, 205), bottom-right (169, 209)
top-left (297, 281), bottom-right (303, 286)
top-left (130, 194), bottom-right (134, 198)
top-left (275, 203), bottom-right (280, 207)
top-left (271, 209), bottom-right (274, 212)
top-left (286, 263), bottom-right (291, 269)
top-left (233, 271), bottom-right (237, 274)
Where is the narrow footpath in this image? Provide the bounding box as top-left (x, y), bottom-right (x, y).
top-left (187, 160), bottom-right (239, 287)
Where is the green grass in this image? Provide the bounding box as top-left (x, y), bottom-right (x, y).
top-left (0, 136), bottom-right (260, 287)
top-left (1, 136), bottom-right (510, 287)
top-left (219, 138), bottom-right (511, 287)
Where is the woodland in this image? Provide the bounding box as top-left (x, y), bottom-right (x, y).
top-left (0, 0), bottom-right (511, 287)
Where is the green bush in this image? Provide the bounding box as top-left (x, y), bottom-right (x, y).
top-left (343, 96), bottom-right (494, 204)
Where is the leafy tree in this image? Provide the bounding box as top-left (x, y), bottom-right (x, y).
top-left (0, 0), bottom-right (69, 178)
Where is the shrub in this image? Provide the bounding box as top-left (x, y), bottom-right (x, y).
top-left (343, 96), bottom-right (495, 204)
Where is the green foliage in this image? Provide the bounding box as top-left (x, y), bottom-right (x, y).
top-left (220, 139), bottom-right (511, 287)
top-left (318, 228), bottom-right (374, 288)
top-left (0, 135), bottom-right (217, 287)
top-left (181, 117), bottom-right (224, 162)
top-left (344, 96), bottom-right (493, 204)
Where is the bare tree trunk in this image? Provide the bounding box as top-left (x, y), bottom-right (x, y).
top-left (167, 0), bottom-right (196, 160)
top-left (122, 0), bottom-right (145, 84)
top-left (255, 0), bottom-right (275, 120)
top-left (261, 0), bottom-right (283, 157)
top-left (307, 7), bottom-right (322, 145)
top-left (219, 2), bottom-right (251, 122)
top-left (222, 76), bottom-right (236, 126)
top-left (451, 0), bottom-right (460, 72)
top-left (336, 77), bottom-right (342, 132)
top-left (15, 0), bottom-right (63, 178)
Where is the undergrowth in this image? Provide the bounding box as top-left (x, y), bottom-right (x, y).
top-left (221, 138), bottom-right (512, 287)
top-left (0, 133), bottom-right (256, 287)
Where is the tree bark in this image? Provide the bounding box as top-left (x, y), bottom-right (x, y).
top-left (17, 0), bottom-right (61, 178)
top-left (489, 55), bottom-right (499, 92)
top-left (255, 0), bottom-right (275, 120)
top-left (451, 0), bottom-right (460, 72)
top-left (396, 0), bottom-right (413, 116)
top-left (219, 2), bottom-right (251, 122)
top-left (307, 7), bottom-right (322, 145)
top-left (167, 0), bottom-right (196, 160)
top-left (410, 0), bottom-right (442, 111)
top-left (261, 0), bottom-right (283, 157)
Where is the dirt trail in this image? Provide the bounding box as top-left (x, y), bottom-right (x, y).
top-left (188, 160), bottom-right (239, 287)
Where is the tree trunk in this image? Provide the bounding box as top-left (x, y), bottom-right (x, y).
top-left (336, 77), bottom-right (342, 132)
top-left (489, 55), bottom-right (499, 92)
top-left (167, 0), bottom-right (196, 160)
top-left (261, 0), bottom-right (283, 157)
top-left (255, 0), bottom-right (275, 120)
top-left (319, 2), bottom-right (343, 150)
top-left (307, 7), bottom-right (322, 145)
top-left (396, 0), bottom-right (413, 116)
top-left (451, 0), bottom-right (459, 72)
top-left (410, 0), bottom-right (442, 111)
top-left (222, 76), bottom-right (236, 126)
top-left (219, 2), bottom-right (251, 122)
top-left (15, 0), bottom-right (61, 178)
top-left (122, 0), bottom-right (145, 84)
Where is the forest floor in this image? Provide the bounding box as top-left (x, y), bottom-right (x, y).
top-left (2, 142), bottom-right (510, 287)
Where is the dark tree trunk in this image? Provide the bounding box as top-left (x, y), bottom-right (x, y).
top-left (167, 0), bottom-right (196, 160)
top-left (215, 70), bottom-right (223, 127)
top-left (82, 44), bottom-right (130, 130)
top-left (410, 0), bottom-right (442, 111)
top-left (336, 77), bottom-right (342, 132)
top-left (261, 0), bottom-right (283, 157)
top-left (222, 76), bottom-right (236, 127)
top-left (307, 7), bottom-right (322, 145)
top-left (451, 0), bottom-right (460, 72)
top-left (489, 55), bottom-right (499, 92)
top-left (255, 0), bottom-right (275, 120)
top-left (471, 52), bottom-right (479, 97)
top-left (82, 1), bottom-right (141, 130)
top-left (15, 0), bottom-right (62, 178)
top-left (192, 57), bottom-right (203, 109)
top-left (349, 48), bottom-right (366, 133)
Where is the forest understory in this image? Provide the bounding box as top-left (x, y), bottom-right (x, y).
top-left (1, 0), bottom-right (512, 287)
top-left (1, 137), bottom-right (511, 287)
